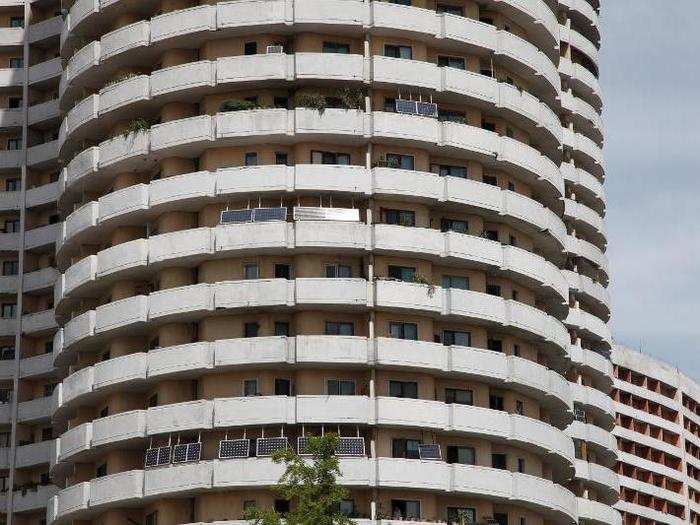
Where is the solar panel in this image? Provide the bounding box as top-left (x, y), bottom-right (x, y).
top-left (337, 437), bottom-right (365, 457)
top-left (256, 437), bottom-right (288, 457)
top-left (219, 439), bottom-right (251, 459)
top-left (145, 446), bottom-right (171, 468)
top-left (172, 443), bottom-right (201, 464)
top-left (252, 207), bottom-right (287, 223)
top-left (221, 209), bottom-right (253, 224)
top-left (297, 437), bottom-right (311, 456)
top-left (395, 99), bottom-right (418, 115)
top-left (418, 444), bottom-right (442, 460)
top-left (416, 101), bottom-right (438, 118)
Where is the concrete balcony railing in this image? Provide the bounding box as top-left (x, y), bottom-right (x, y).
top-left (15, 439), bottom-right (55, 468)
top-left (13, 483), bottom-right (58, 513)
top-left (19, 352), bottom-right (55, 378)
top-left (28, 99), bottom-right (61, 126)
top-left (28, 57), bottom-right (63, 86)
top-left (50, 458), bottom-right (578, 525)
top-left (24, 266), bottom-right (60, 293)
top-left (54, 336), bottom-right (572, 421)
top-left (566, 235), bottom-right (609, 282)
top-left (565, 306), bottom-right (612, 348)
top-left (22, 308), bottom-right (57, 335)
top-left (0, 275), bottom-right (18, 295)
top-left (571, 383), bottom-right (616, 428)
top-left (18, 395), bottom-right (54, 423)
top-left (25, 222), bottom-right (60, 251)
top-left (28, 15), bottom-right (63, 43)
top-left (0, 67), bottom-right (24, 88)
top-left (566, 421), bottom-right (617, 466)
top-left (0, 108), bottom-right (22, 129)
top-left (27, 140), bottom-right (60, 168)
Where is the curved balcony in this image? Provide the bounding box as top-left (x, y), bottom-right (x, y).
top-left (562, 128), bottom-right (605, 180)
top-left (560, 91), bottom-right (603, 146)
top-left (59, 109), bottom-right (565, 215)
top-left (564, 270), bottom-right (610, 321)
top-left (564, 198), bottom-right (606, 250)
top-left (566, 420), bottom-right (617, 467)
top-left (19, 352), bottom-right (56, 379)
top-left (60, 0), bottom-right (561, 105)
top-left (571, 383), bottom-right (615, 429)
top-left (55, 279), bottom-right (570, 365)
top-left (55, 397), bottom-right (574, 479)
top-left (559, 57), bottom-right (601, 110)
top-left (565, 306), bottom-right (611, 349)
top-left (560, 162), bottom-right (605, 214)
top-left (61, 53), bottom-right (563, 159)
top-left (566, 235), bottom-right (609, 283)
top-left (560, 24), bottom-right (599, 71)
top-left (51, 458), bottom-right (577, 525)
top-left (559, 0), bottom-right (600, 46)
top-left (568, 344), bottom-right (613, 390)
top-left (573, 459), bottom-right (620, 503)
top-left (54, 336), bottom-right (572, 423)
top-left (578, 497), bottom-right (621, 525)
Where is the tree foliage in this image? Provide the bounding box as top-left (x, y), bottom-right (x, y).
top-left (244, 433), bottom-right (352, 525)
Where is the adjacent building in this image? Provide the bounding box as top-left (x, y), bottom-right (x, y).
top-left (612, 346), bottom-right (700, 525)
top-left (0, 1), bottom-right (620, 525)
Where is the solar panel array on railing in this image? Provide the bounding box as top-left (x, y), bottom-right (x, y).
top-left (257, 437), bottom-right (288, 457)
top-left (418, 444), bottom-right (442, 460)
top-left (337, 437), bottom-right (365, 457)
top-left (220, 207), bottom-right (287, 225)
top-left (395, 99), bottom-right (438, 119)
top-left (219, 439), bottom-right (251, 459)
top-left (172, 442), bottom-right (201, 464)
top-left (144, 446), bottom-right (172, 468)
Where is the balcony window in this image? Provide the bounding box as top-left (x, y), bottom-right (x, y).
top-left (385, 153), bottom-right (414, 170)
top-left (441, 218), bottom-right (468, 234)
top-left (144, 513), bottom-right (157, 525)
top-left (439, 110), bottom-right (467, 123)
top-left (446, 445), bottom-right (475, 465)
top-left (8, 58), bottom-right (22, 69)
top-left (517, 457), bottom-right (525, 473)
top-left (486, 284), bottom-right (501, 297)
top-left (437, 4), bottom-right (463, 16)
top-left (447, 507), bottom-right (476, 525)
top-left (273, 97), bottom-right (289, 109)
top-left (41, 427), bottom-right (52, 441)
top-left (432, 164), bottom-right (467, 179)
top-left (340, 499), bottom-right (356, 517)
top-left (325, 321), bottom-right (354, 336)
top-left (445, 388), bottom-right (473, 405)
top-left (487, 338), bottom-right (503, 352)
top-left (274, 322), bottom-right (290, 336)
top-left (482, 174), bottom-right (498, 186)
top-left (384, 209), bottom-right (415, 227)
top-left (392, 439), bottom-right (421, 459)
top-left (389, 321), bottom-right (418, 340)
top-left (5, 178), bottom-right (19, 191)
top-left (390, 500), bottom-right (421, 521)
top-left (244, 42), bottom-right (257, 55)
top-left (442, 275), bottom-right (469, 290)
top-left (489, 394), bottom-right (504, 411)
top-left (1, 303), bottom-right (15, 319)
top-left (274, 500), bottom-right (290, 515)
top-left (99, 406), bottom-right (109, 417)
top-left (388, 265), bottom-right (416, 281)
top-left (387, 0), bottom-right (412, 5)
top-left (9, 17), bottom-right (23, 28)
top-left (389, 380), bottom-right (418, 399)
top-left (2, 261), bottom-right (17, 276)
top-left (4, 220), bottom-right (19, 233)
top-left (7, 98), bottom-right (21, 110)
top-left (311, 150), bottom-right (350, 165)
top-left (322, 42), bottom-right (350, 54)
top-left (494, 513), bottom-right (508, 525)
top-left (244, 264), bottom-right (259, 280)
top-left (244, 322), bottom-right (260, 338)
top-left (327, 379), bottom-right (355, 395)
top-left (275, 152), bottom-right (289, 164)
top-left (275, 378), bottom-right (291, 395)
top-left (384, 44), bottom-right (412, 60)
top-left (481, 119), bottom-right (496, 132)
top-left (6, 138), bottom-right (20, 150)
top-left (479, 16), bottom-right (495, 25)
top-left (491, 453), bottom-right (507, 470)
top-left (244, 152), bottom-right (258, 166)
top-left (515, 400), bottom-right (524, 415)
top-left (443, 330), bottom-right (471, 347)
top-left (95, 463), bottom-right (107, 478)
top-left (244, 379), bottom-right (259, 397)
top-left (274, 264), bottom-right (292, 279)
top-left (0, 346), bottom-right (13, 360)
top-left (325, 264), bottom-right (352, 278)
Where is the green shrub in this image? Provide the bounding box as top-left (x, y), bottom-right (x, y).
top-left (219, 99), bottom-right (259, 112)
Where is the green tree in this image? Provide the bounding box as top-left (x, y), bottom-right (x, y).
top-left (244, 433), bottom-right (352, 525)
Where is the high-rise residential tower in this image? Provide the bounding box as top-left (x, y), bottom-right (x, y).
top-left (0, 1), bottom-right (617, 525)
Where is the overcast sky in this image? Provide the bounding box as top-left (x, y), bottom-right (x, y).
top-left (601, 1), bottom-right (700, 380)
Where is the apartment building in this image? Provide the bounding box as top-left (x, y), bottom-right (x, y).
top-left (0, 0), bottom-right (617, 525)
top-left (612, 346), bottom-right (700, 525)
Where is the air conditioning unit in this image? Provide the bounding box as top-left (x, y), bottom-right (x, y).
top-left (266, 45), bottom-right (284, 54)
